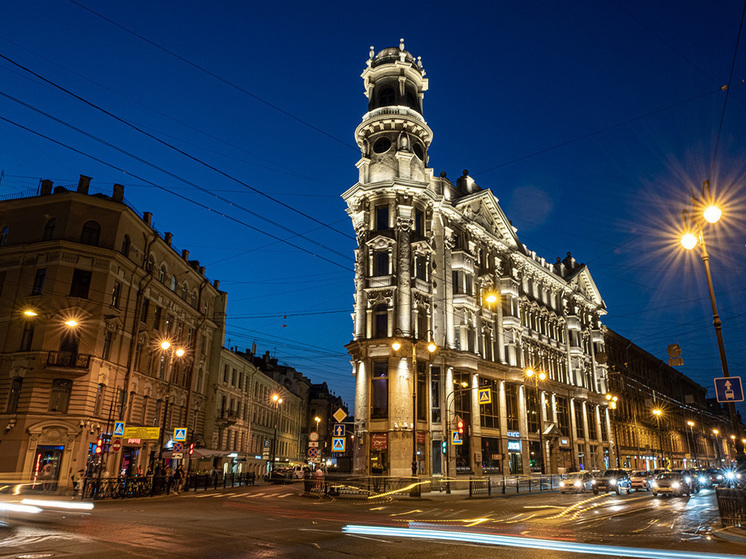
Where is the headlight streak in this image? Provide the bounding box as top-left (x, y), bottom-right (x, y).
top-left (342, 525), bottom-right (745, 558)
top-left (546, 494), bottom-right (607, 520)
top-left (0, 502), bottom-right (42, 514)
top-left (20, 499), bottom-right (94, 511)
top-left (368, 481), bottom-right (430, 500)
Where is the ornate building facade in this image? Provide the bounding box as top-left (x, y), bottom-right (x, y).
top-left (343, 42), bottom-right (611, 477)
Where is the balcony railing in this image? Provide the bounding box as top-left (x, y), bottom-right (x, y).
top-left (47, 351), bottom-right (91, 368)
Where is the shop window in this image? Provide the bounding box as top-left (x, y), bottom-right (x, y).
top-left (49, 379), bottom-right (72, 413)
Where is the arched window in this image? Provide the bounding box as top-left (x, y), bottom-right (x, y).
top-left (406, 89), bottom-right (419, 111)
top-left (377, 86), bottom-right (395, 107)
top-left (80, 220), bottom-right (101, 246)
top-left (147, 255), bottom-right (155, 272)
top-left (121, 234), bottom-right (131, 257)
top-left (181, 283), bottom-right (188, 300)
top-left (170, 275), bottom-right (177, 291)
top-left (190, 290), bottom-right (198, 308)
top-left (42, 218), bottom-right (56, 241)
top-left (158, 264), bottom-right (167, 283)
top-left (0, 226), bottom-right (8, 246)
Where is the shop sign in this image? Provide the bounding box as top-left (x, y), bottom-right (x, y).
top-left (127, 438), bottom-right (142, 445)
top-left (559, 438), bottom-right (570, 448)
top-left (507, 440), bottom-right (521, 452)
top-left (370, 433), bottom-right (388, 451)
top-left (506, 431), bottom-right (520, 439)
top-left (417, 431), bottom-right (426, 444)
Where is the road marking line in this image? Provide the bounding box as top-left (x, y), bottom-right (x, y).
top-left (277, 493), bottom-right (292, 498)
top-left (390, 509), bottom-right (422, 517)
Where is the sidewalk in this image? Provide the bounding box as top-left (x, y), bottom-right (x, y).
top-left (712, 525), bottom-right (746, 544)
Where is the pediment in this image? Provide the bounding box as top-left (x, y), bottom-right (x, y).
top-left (567, 265), bottom-right (606, 310)
top-left (366, 233), bottom-right (396, 250)
top-left (454, 190), bottom-right (523, 251)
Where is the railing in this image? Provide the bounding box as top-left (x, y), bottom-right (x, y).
top-left (303, 476), bottom-right (423, 498)
top-left (469, 474), bottom-right (560, 497)
top-left (716, 487), bottom-right (746, 527)
top-left (47, 351), bottom-right (91, 368)
top-left (82, 472), bottom-right (255, 500)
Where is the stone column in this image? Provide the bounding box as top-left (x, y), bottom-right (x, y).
top-left (470, 373), bottom-right (482, 475)
top-left (354, 360), bottom-right (368, 474)
top-left (499, 381), bottom-right (509, 475)
top-left (353, 247), bottom-right (366, 340)
top-left (396, 210), bottom-right (413, 337)
top-left (518, 385), bottom-right (530, 474)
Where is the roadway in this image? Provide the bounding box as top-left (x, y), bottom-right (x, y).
top-left (1, 481), bottom-right (744, 558)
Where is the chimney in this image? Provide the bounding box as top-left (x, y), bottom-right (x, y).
top-left (112, 183), bottom-right (124, 202)
top-left (143, 212), bottom-right (152, 226)
top-left (263, 351), bottom-right (271, 365)
top-left (181, 249), bottom-right (189, 261)
top-left (251, 343), bottom-right (257, 355)
top-left (40, 179), bottom-right (53, 195)
top-left (77, 175), bottom-right (92, 194)
top-left (213, 279), bottom-right (220, 290)
top-left (165, 232), bottom-right (173, 246)
top-left (198, 266), bottom-right (205, 276)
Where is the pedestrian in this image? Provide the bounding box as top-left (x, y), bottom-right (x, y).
top-left (146, 464), bottom-right (153, 477)
top-left (165, 464), bottom-right (174, 494)
top-left (173, 464), bottom-right (184, 494)
top-left (136, 465), bottom-right (143, 477)
top-left (314, 466), bottom-right (324, 490)
top-left (71, 469), bottom-right (84, 496)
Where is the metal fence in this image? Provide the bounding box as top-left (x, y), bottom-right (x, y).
top-left (716, 487), bottom-right (746, 527)
top-left (303, 476), bottom-right (423, 498)
top-left (82, 472), bottom-right (256, 500)
top-left (468, 474), bottom-right (559, 497)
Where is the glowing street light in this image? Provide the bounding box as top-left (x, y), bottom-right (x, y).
top-left (525, 367), bottom-right (547, 474)
top-left (64, 319), bottom-right (78, 328)
top-left (23, 309), bottom-right (38, 317)
top-left (270, 394), bottom-right (284, 474)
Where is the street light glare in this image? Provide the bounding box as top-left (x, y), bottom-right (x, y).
top-left (272, 394), bottom-right (279, 402)
top-left (485, 292), bottom-right (498, 304)
top-left (391, 340), bottom-right (402, 351)
top-left (23, 309), bottom-right (38, 317)
top-left (680, 232), bottom-right (697, 250)
top-left (175, 348), bottom-right (185, 357)
top-left (538, 372), bottom-right (546, 381)
top-left (160, 340), bottom-right (171, 350)
top-left (703, 205), bottom-right (722, 224)
top-left (64, 319), bottom-right (78, 327)
top-left (653, 409), bottom-right (662, 416)
top-left (525, 368), bottom-right (534, 378)
top-left (427, 341), bottom-right (437, 353)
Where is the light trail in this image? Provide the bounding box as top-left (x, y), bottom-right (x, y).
top-left (342, 525), bottom-right (741, 558)
top-left (20, 499), bottom-right (94, 511)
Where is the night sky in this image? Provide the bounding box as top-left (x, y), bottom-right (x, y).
top-left (2, 1), bottom-right (746, 415)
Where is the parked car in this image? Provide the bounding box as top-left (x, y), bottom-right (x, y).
top-left (671, 469), bottom-right (699, 494)
top-left (592, 469), bottom-right (631, 495)
top-left (652, 472), bottom-right (690, 497)
top-left (560, 472), bottom-right (595, 493)
top-left (629, 470), bottom-right (654, 492)
top-left (268, 468), bottom-right (293, 484)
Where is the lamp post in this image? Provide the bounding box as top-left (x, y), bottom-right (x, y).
top-left (681, 181), bottom-right (743, 464)
top-left (687, 421), bottom-right (698, 467)
top-left (713, 429), bottom-right (722, 465)
top-left (606, 393), bottom-right (620, 467)
top-left (525, 368), bottom-right (546, 474)
top-left (156, 340), bottom-right (185, 467)
top-left (314, 416), bottom-right (321, 463)
top-left (270, 394), bottom-right (283, 474)
top-left (443, 380), bottom-right (470, 494)
top-left (391, 329), bottom-right (437, 480)
top-left (652, 409), bottom-right (665, 469)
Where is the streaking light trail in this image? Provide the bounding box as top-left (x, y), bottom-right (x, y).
top-left (342, 525), bottom-right (739, 559)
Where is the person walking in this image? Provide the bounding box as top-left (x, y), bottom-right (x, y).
top-left (173, 465), bottom-right (184, 494)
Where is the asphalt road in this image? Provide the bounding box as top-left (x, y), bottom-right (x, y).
top-left (1, 482), bottom-right (744, 558)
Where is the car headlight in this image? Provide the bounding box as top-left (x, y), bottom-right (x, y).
top-left (672, 482), bottom-right (680, 489)
top-left (684, 477), bottom-right (691, 484)
top-left (726, 472), bottom-right (736, 480)
top-left (591, 479), bottom-right (596, 484)
top-left (574, 481), bottom-right (581, 487)
top-left (717, 475), bottom-right (724, 480)
top-left (699, 477), bottom-right (707, 484)
top-left (609, 479), bottom-right (617, 485)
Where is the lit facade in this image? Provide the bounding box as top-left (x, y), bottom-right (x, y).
top-left (343, 42), bottom-right (611, 477)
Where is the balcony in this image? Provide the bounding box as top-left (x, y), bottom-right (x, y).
top-left (46, 351), bottom-right (91, 369)
top-left (216, 410), bottom-right (238, 428)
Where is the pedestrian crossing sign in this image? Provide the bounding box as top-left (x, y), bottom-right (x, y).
top-left (113, 422), bottom-right (125, 437)
top-left (332, 437), bottom-right (346, 452)
top-left (451, 430), bottom-right (463, 445)
top-left (174, 428), bottom-right (187, 442)
top-left (478, 388), bottom-right (491, 404)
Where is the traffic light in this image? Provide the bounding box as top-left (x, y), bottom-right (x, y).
top-left (457, 419), bottom-right (464, 436)
top-left (95, 438), bottom-right (103, 454)
top-left (441, 441), bottom-right (447, 454)
top-left (189, 443), bottom-right (194, 456)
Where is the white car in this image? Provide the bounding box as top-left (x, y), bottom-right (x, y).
top-left (560, 472), bottom-right (594, 493)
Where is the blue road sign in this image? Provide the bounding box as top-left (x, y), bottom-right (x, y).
top-left (478, 388), bottom-right (491, 405)
top-left (332, 437), bottom-right (346, 452)
top-left (715, 377), bottom-right (744, 403)
top-left (451, 430), bottom-right (463, 445)
top-left (113, 422), bottom-right (125, 437)
top-left (173, 428), bottom-right (187, 442)
top-left (172, 442), bottom-right (183, 453)
top-left (333, 424), bottom-right (345, 437)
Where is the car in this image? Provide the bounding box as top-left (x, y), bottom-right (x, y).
top-left (560, 472), bottom-right (594, 493)
top-left (629, 470), bottom-right (654, 492)
top-left (652, 472), bottom-right (690, 497)
top-left (671, 469), bottom-right (699, 494)
top-left (268, 468), bottom-right (293, 484)
top-left (703, 468), bottom-right (725, 488)
top-left (593, 469), bottom-right (631, 495)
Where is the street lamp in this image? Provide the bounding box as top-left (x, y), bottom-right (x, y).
top-left (652, 408), bottom-right (665, 469)
top-left (270, 394), bottom-right (283, 474)
top-left (525, 368), bottom-right (547, 474)
top-left (687, 421), bottom-right (698, 467)
top-left (713, 429), bottom-right (722, 464)
top-left (681, 181), bottom-right (743, 463)
top-left (606, 393), bottom-right (620, 467)
top-left (391, 328), bottom-right (437, 480)
top-left (156, 339), bottom-right (186, 467)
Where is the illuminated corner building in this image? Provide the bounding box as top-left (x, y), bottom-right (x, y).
top-left (0, 176), bottom-right (223, 488)
top-left (343, 41), bottom-right (611, 478)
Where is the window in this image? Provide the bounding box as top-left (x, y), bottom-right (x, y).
top-left (111, 281), bottom-right (121, 308)
top-left (0, 226), bottom-right (7, 246)
top-left (414, 209), bottom-right (424, 236)
top-left (31, 268), bottom-right (46, 295)
top-left (7, 377), bottom-right (22, 413)
top-left (69, 269), bottom-right (92, 298)
top-left (190, 291), bottom-right (198, 308)
top-left (373, 304), bottom-right (388, 338)
top-left (159, 265), bottom-right (166, 283)
top-left (181, 283), bottom-right (188, 300)
top-left (170, 275), bottom-right (177, 291)
top-left (49, 379), bottom-right (73, 413)
top-left (59, 327), bottom-right (79, 355)
top-left (417, 362), bottom-right (427, 421)
top-left (223, 364), bottom-right (229, 383)
top-left (575, 403), bottom-right (585, 439)
top-left (375, 205), bottom-right (389, 230)
top-left (371, 361), bottom-right (388, 419)
top-left (374, 251), bottom-right (389, 276)
top-left (414, 255), bottom-right (427, 280)
top-left (430, 369), bottom-right (441, 423)
top-left (153, 307), bottom-right (162, 330)
top-left (121, 234), bottom-right (131, 257)
top-left (378, 86), bottom-right (395, 106)
top-left (526, 389), bottom-right (540, 434)
top-left (80, 220), bottom-right (101, 246)
top-left (42, 218), bottom-right (56, 241)
top-left (505, 384), bottom-right (519, 431)
top-left (556, 397), bottom-right (570, 435)
top-left (140, 298), bottom-right (149, 323)
top-left (479, 382), bottom-right (499, 429)
top-left (102, 331), bottom-right (113, 361)
top-left (94, 384), bottom-right (105, 416)
top-left (588, 407), bottom-right (598, 440)
top-left (20, 321), bottom-right (34, 351)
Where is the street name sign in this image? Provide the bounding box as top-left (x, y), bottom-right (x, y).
top-left (333, 424), bottom-right (345, 437)
top-left (174, 428), bottom-right (187, 442)
top-left (715, 376), bottom-right (744, 403)
top-left (113, 422), bottom-right (125, 437)
top-left (332, 437), bottom-right (346, 452)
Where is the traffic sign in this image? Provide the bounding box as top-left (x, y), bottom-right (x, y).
top-left (173, 442), bottom-right (183, 453)
top-left (478, 388), bottom-right (491, 404)
top-left (123, 426), bottom-right (160, 440)
top-left (308, 441), bottom-right (319, 448)
top-left (451, 430), bottom-right (463, 445)
top-left (113, 422), bottom-right (125, 437)
top-left (332, 408), bottom-right (347, 423)
top-left (332, 437), bottom-right (346, 452)
top-left (111, 439), bottom-right (121, 452)
top-left (308, 431), bottom-right (319, 442)
top-left (172, 452), bottom-right (183, 459)
top-left (308, 447), bottom-right (319, 458)
top-left (333, 424), bottom-right (345, 437)
top-left (715, 376), bottom-right (744, 403)
top-left (264, 439), bottom-right (271, 447)
top-left (173, 428), bottom-right (187, 442)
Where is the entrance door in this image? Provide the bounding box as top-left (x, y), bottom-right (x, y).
top-left (33, 445), bottom-right (64, 490)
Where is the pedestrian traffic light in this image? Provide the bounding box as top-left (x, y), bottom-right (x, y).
top-left (457, 420), bottom-right (464, 435)
top-left (95, 438), bottom-right (103, 454)
top-left (189, 443), bottom-right (194, 455)
top-left (441, 441), bottom-right (447, 454)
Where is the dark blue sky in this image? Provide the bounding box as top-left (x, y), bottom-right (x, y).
top-left (2, 1), bottom-right (746, 414)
